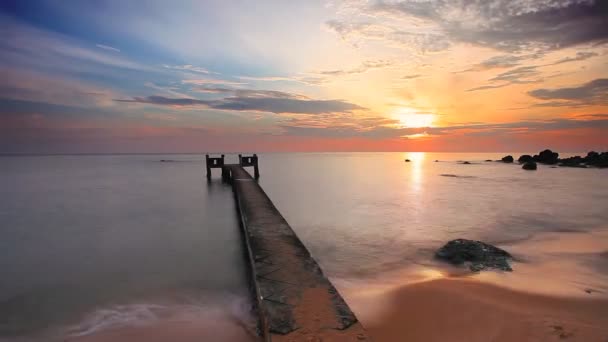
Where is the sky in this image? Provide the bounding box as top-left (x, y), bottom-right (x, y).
top-left (1, 0), bottom-right (607, 153)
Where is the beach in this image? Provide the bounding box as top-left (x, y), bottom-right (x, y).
top-left (366, 278), bottom-right (608, 342)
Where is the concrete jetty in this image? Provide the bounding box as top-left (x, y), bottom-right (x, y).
top-left (208, 155), bottom-right (370, 341)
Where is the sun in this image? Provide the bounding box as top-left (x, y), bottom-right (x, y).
top-left (396, 109), bottom-right (435, 128)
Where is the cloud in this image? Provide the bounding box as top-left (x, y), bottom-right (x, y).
top-left (466, 84), bottom-right (510, 92)
top-left (329, 0), bottom-right (608, 53)
top-left (163, 64), bottom-right (212, 74)
top-left (401, 74), bottom-right (421, 80)
top-left (315, 59), bottom-right (393, 76)
top-left (181, 78), bottom-right (247, 86)
top-left (95, 44), bottom-right (120, 53)
top-left (279, 115), bottom-right (608, 139)
top-left (115, 90), bottom-right (365, 114)
top-left (489, 66), bottom-right (541, 84)
top-left (467, 65), bottom-right (543, 91)
top-left (551, 51), bottom-right (599, 65)
top-left (528, 78), bottom-right (608, 106)
top-left (0, 67), bottom-right (116, 107)
top-left (459, 54), bottom-right (542, 72)
top-left (237, 60), bottom-right (395, 86)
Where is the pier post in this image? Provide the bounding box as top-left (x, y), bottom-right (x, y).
top-left (205, 154), bottom-right (211, 180)
top-left (205, 154), bottom-right (225, 180)
top-left (238, 154), bottom-right (260, 179)
top-left (253, 154), bottom-right (260, 179)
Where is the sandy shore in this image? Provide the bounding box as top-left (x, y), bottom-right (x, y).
top-left (366, 278), bottom-right (608, 342)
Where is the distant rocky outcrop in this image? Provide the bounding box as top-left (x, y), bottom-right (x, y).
top-left (435, 239), bottom-right (513, 272)
top-left (461, 161), bottom-right (472, 164)
top-left (405, 159), bottom-right (411, 162)
top-left (534, 149), bottom-right (559, 164)
top-left (501, 155), bottom-right (514, 163)
top-left (584, 151), bottom-right (608, 168)
top-left (559, 156), bottom-right (587, 168)
top-left (518, 155), bottom-right (533, 163)
top-left (522, 161), bottom-right (537, 170)
top-left (506, 150), bottom-right (608, 169)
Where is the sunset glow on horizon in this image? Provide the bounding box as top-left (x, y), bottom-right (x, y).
top-left (1, 1), bottom-right (607, 153)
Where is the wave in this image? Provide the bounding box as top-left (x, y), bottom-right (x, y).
top-left (65, 295), bottom-right (254, 339)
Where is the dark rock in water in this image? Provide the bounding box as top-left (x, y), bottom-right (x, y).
top-left (462, 161), bottom-right (471, 164)
top-left (405, 159), bottom-right (411, 162)
top-left (435, 239), bottom-right (513, 272)
top-left (501, 155), bottom-right (514, 163)
top-left (534, 149), bottom-right (559, 164)
top-left (522, 161), bottom-right (537, 170)
top-left (584, 151), bottom-right (608, 168)
top-left (518, 155), bottom-right (533, 163)
top-left (485, 159), bottom-right (492, 162)
top-left (559, 155), bottom-right (585, 167)
top-left (435, 160), bottom-right (439, 162)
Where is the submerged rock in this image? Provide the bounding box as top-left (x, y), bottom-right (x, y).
top-left (405, 159), bottom-right (411, 162)
top-left (518, 155), bottom-right (533, 163)
top-left (435, 239), bottom-right (513, 272)
top-left (522, 161), bottom-right (537, 170)
top-left (462, 161), bottom-right (471, 164)
top-left (501, 155), bottom-right (514, 163)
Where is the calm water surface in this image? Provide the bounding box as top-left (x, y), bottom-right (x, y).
top-left (1, 153), bottom-right (607, 340)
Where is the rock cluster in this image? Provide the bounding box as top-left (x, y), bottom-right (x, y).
top-left (497, 150), bottom-right (608, 169)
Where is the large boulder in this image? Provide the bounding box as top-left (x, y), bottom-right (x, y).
top-left (501, 155), bottom-right (514, 163)
top-left (435, 239), bottom-right (513, 272)
top-left (522, 161), bottom-right (537, 170)
top-left (534, 149), bottom-right (559, 164)
top-left (518, 155), bottom-right (533, 163)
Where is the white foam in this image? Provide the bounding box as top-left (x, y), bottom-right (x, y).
top-left (65, 295), bottom-right (254, 338)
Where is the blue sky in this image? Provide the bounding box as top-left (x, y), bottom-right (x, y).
top-left (1, 0), bottom-right (607, 153)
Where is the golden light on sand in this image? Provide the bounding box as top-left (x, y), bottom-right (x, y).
top-left (396, 109), bottom-right (435, 128)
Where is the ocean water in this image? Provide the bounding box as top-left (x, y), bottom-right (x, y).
top-left (1, 153), bottom-right (607, 340)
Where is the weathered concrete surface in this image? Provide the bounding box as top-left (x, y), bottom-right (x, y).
top-left (228, 165), bottom-right (370, 341)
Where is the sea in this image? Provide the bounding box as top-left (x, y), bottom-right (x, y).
top-left (1, 153), bottom-right (607, 341)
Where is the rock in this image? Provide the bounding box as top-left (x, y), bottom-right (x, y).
top-left (522, 161), bottom-right (537, 170)
top-left (534, 149), bottom-right (559, 164)
top-left (518, 155), bottom-right (533, 163)
top-left (405, 159), bottom-right (411, 162)
top-left (462, 161), bottom-right (471, 164)
top-left (485, 159), bottom-right (493, 162)
top-left (435, 239), bottom-right (513, 272)
top-left (501, 155), bottom-right (514, 163)
top-left (559, 156), bottom-right (587, 168)
top-left (584, 151), bottom-right (608, 168)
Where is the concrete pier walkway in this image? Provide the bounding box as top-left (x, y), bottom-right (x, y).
top-left (227, 165), bottom-right (370, 341)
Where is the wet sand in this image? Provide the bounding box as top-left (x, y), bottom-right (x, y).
top-left (367, 278), bottom-right (608, 341)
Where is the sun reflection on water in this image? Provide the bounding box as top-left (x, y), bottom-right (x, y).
top-left (403, 152), bottom-right (426, 193)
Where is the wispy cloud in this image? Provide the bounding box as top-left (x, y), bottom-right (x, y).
top-left (551, 51), bottom-right (599, 65)
top-left (95, 44), bottom-right (120, 53)
top-left (163, 64), bottom-right (213, 74)
top-left (528, 78), bottom-right (608, 107)
top-left (115, 90), bottom-right (365, 114)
